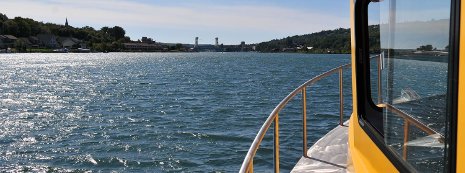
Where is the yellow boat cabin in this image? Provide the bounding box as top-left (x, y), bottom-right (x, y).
top-left (241, 0), bottom-right (463, 172)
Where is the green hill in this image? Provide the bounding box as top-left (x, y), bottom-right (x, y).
top-left (256, 26), bottom-right (380, 54)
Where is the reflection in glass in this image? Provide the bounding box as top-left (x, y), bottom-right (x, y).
top-left (369, 0), bottom-right (451, 172)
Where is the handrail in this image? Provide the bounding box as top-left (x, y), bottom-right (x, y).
top-left (240, 54), bottom-right (446, 172)
top-left (379, 103), bottom-right (445, 160)
top-left (239, 62), bottom-right (351, 173)
top-left (381, 103), bottom-right (445, 141)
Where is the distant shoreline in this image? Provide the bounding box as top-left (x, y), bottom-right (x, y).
top-left (0, 51), bottom-right (351, 55)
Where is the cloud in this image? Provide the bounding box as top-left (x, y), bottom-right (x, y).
top-left (0, 0), bottom-right (349, 43)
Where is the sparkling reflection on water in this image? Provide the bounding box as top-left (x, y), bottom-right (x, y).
top-left (0, 53), bottom-right (351, 172)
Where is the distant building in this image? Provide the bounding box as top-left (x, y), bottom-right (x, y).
top-left (29, 36), bottom-right (40, 48)
top-left (37, 34), bottom-right (58, 48)
top-left (123, 43), bottom-right (161, 51)
top-left (0, 35), bottom-right (18, 48)
top-left (18, 37), bottom-right (32, 46)
top-left (195, 37), bottom-right (199, 48)
top-left (215, 37), bottom-right (219, 47)
top-left (65, 17), bottom-right (69, 27)
top-left (141, 37), bottom-right (155, 44)
top-left (58, 37), bottom-right (81, 48)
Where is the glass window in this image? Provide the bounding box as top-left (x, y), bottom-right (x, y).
top-left (368, 0), bottom-right (451, 172)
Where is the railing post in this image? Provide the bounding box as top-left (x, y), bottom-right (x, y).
top-left (377, 55), bottom-right (382, 104)
top-left (274, 114), bottom-right (280, 173)
top-left (403, 119), bottom-right (409, 160)
top-left (248, 159), bottom-right (253, 173)
top-left (302, 88), bottom-right (308, 157)
top-left (339, 68), bottom-right (344, 126)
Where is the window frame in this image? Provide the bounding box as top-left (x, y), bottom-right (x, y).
top-left (353, 0), bottom-right (459, 172)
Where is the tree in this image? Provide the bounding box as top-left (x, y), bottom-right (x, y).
top-left (109, 26), bottom-right (125, 40)
top-left (100, 26), bottom-right (110, 33)
top-left (4, 20), bottom-right (18, 35)
top-left (14, 39), bottom-right (27, 52)
top-left (93, 43), bottom-right (109, 52)
top-left (255, 26), bottom-right (354, 53)
top-left (15, 18), bottom-right (31, 37)
top-left (121, 36), bottom-right (131, 42)
top-left (39, 25), bottom-right (51, 34)
top-left (175, 43), bottom-right (183, 50)
top-left (0, 13), bottom-right (8, 22)
top-left (0, 13), bottom-right (131, 51)
top-left (0, 13), bottom-right (7, 34)
top-left (111, 41), bottom-right (123, 51)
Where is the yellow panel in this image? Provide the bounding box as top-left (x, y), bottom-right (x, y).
top-left (349, 1), bottom-right (463, 172)
top-left (348, 0), bottom-right (398, 172)
top-left (456, 1), bottom-right (465, 172)
top-left (348, 115), bottom-right (398, 173)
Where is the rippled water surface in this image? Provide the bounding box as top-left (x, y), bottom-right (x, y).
top-left (0, 53), bottom-right (351, 172)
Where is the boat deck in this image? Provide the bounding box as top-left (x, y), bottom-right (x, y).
top-left (291, 123), bottom-right (351, 173)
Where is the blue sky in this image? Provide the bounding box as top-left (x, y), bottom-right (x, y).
top-left (1, 0), bottom-right (350, 45)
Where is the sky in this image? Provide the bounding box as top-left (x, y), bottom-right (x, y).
top-left (0, 0), bottom-right (350, 45)
top-left (369, 0), bottom-right (451, 49)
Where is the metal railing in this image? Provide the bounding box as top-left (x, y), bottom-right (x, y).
top-left (375, 55), bottom-right (445, 161)
top-left (239, 55), bottom-right (445, 173)
top-left (239, 62), bottom-right (351, 173)
top-left (379, 104), bottom-right (445, 160)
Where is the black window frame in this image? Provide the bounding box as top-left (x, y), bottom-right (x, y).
top-left (353, 0), bottom-right (459, 172)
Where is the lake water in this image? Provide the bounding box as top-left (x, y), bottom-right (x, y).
top-left (0, 52), bottom-right (352, 172)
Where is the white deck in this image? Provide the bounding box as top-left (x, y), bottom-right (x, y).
top-left (291, 124), bottom-right (351, 173)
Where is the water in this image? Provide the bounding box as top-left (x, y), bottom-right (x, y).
top-left (0, 52), bottom-right (352, 172)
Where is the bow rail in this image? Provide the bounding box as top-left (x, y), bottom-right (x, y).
top-left (239, 55), bottom-right (444, 173)
top-left (239, 62), bottom-right (351, 173)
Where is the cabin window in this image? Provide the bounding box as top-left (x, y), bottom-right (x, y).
top-left (365, 0), bottom-right (454, 172)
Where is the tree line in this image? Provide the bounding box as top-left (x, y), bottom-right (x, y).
top-left (256, 25), bottom-right (380, 54)
top-left (0, 13), bottom-right (130, 52)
